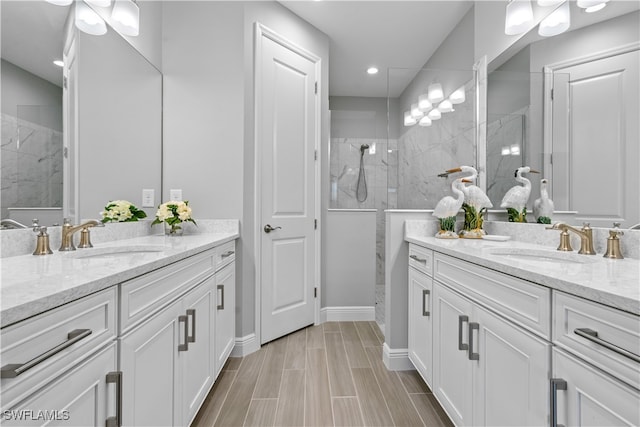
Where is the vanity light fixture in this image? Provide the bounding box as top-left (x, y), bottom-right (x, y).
top-left (112, 0), bottom-right (140, 36)
top-left (53, 60), bottom-right (64, 67)
top-left (438, 99), bottom-right (454, 113)
top-left (418, 94), bottom-right (432, 111)
top-left (427, 83), bottom-right (444, 103)
top-left (510, 144), bottom-right (521, 155)
top-left (449, 86), bottom-right (466, 104)
top-left (501, 146), bottom-right (511, 156)
top-left (418, 116), bottom-right (432, 127)
top-left (404, 111), bottom-right (417, 126)
top-left (85, 0), bottom-right (112, 7)
top-left (576, 0), bottom-right (606, 8)
top-left (367, 67), bottom-right (379, 75)
top-left (538, 0), bottom-right (570, 37)
top-left (584, 1), bottom-right (608, 13)
top-left (75, 1), bottom-right (108, 35)
top-left (505, 0), bottom-right (534, 35)
top-left (411, 103), bottom-right (424, 119)
top-left (428, 108), bottom-right (442, 120)
top-left (45, 0), bottom-right (73, 5)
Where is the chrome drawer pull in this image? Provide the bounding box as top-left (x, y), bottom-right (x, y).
top-left (217, 285), bottom-right (225, 310)
top-left (574, 328), bottom-right (640, 363)
top-left (422, 289), bottom-right (430, 317)
top-left (186, 309), bottom-right (196, 343)
top-left (1, 329), bottom-right (92, 378)
top-left (106, 371), bottom-right (122, 427)
top-left (550, 378), bottom-right (567, 427)
top-left (468, 322), bottom-right (480, 361)
top-left (458, 315), bottom-right (469, 351)
top-left (409, 254), bottom-right (427, 264)
top-left (221, 250), bottom-right (234, 258)
top-left (178, 315), bottom-right (189, 352)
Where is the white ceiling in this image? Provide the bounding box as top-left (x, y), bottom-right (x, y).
top-left (279, 1), bottom-right (474, 98)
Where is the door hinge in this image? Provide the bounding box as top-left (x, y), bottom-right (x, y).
top-left (315, 81), bottom-right (318, 94)
top-left (314, 287), bottom-right (318, 298)
top-left (314, 219), bottom-right (317, 229)
top-left (551, 88), bottom-right (554, 101)
top-left (63, 76), bottom-right (68, 89)
top-left (314, 150), bottom-right (318, 161)
top-left (550, 153), bottom-right (553, 164)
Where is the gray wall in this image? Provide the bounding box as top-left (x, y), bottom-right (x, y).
top-left (162, 1), bottom-right (330, 339)
top-left (1, 59), bottom-right (62, 131)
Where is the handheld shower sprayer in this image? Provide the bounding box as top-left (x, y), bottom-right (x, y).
top-left (356, 144), bottom-right (370, 202)
top-left (360, 144), bottom-right (370, 154)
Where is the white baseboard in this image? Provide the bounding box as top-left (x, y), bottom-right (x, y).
top-left (382, 342), bottom-right (414, 371)
top-left (230, 333), bottom-right (260, 357)
top-left (320, 306), bottom-right (375, 322)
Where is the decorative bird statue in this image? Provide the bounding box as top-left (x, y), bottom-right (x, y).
top-left (500, 166), bottom-right (539, 222)
top-left (533, 178), bottom-right (554, 224)
top-left (439, 166), bottom-right (492, 238)
top-left (432, 177), bottom-right (469, 239)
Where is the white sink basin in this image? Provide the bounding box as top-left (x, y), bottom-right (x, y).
top-left (488, 247), bottom-right (597, 265)
top-left (70, 245), bottom-right (170, 259)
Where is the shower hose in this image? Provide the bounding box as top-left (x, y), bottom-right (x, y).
top-left (356, 144), bottom-right (368, 202)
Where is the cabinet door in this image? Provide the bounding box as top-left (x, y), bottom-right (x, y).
top-left (215, 262), bottom-right (236, 376)
top-left (472, 306), bottom-right (550, 426)
top-left (553, 348), bottom-right (640, 427)
top-left (3, 343), bottom-right (117, 427)
top-left (408, 267), bottom-right (433, 386)
top-left (182, 277), bottom-right (215, 426)
top-left (120, 299), bottom-right (183, 427)
top-left (433, 282), bottom-right (474, 426)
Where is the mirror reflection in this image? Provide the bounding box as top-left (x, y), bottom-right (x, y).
top-left (1, 0), bottom-right (162, 228)
top-left (486, 3), bottom-right (640, 227)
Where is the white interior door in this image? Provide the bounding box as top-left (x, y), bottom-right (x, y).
top-left (552, 50), bottom-right (639, 227)
top-left (257, 26), bottom-right (319, 344)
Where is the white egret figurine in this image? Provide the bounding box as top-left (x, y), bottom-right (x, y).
top-left (439, 166), bottom-right (492, 238)
top-left (533, 178), bottom-right (554, 224)
top-left (432, 177), bottom-right (469, 239)
top-left (500, 166), bottom-right (539, 222)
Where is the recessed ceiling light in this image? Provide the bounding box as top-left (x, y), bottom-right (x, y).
top-left (367, 67), bottom-right (379, 75)
top-left (53, 60), bottom-right (64, 67)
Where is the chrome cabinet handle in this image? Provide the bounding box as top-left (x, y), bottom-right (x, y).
top-left (458, 315), bottom-right (469, 351)
top-left (422, 289), bottom-right (430, 317)
top-left (221, 250), bottom-right (235, 258)
top-left (1, 329), bottom-right (92, 378)
top-left (106, 371), bottom-right (122, 427)
top-left (186, 309), bottom-right (196, 343)
top-left (178, 315), bottom-right (189, 352)
top-left (574, 328), bottom-right (640, 363)
top-left (550, 378), bottom-right (567, 427)
top-left (468, 322), bottom-right (480, 361)
top-left (409, 254), bottom-right (427, 263)
top-left (264, 224), bottom-right (282, 233)
top-left (217, 285), bottom-right (225, 310)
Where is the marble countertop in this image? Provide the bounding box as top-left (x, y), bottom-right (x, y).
top-left (405, 233), bottom-right (640, 315)
top-left (1, 232), bottom-right (239, 328)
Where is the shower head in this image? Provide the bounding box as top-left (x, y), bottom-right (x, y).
top-left (360, 144), bottom-right (370, 154)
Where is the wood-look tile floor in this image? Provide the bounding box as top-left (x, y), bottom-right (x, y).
top-left (192, 322), bottom-right (453, 427)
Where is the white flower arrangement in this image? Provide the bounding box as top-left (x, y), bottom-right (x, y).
top-left (101, 200), bottom-right (147, 223)
top-left (152, 200), bottom-right (196, 234)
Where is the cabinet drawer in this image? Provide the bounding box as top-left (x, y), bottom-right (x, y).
top-left (434, 253), bottom-right (551, 339)
top-left (215, 241), bottom-right (236, 271)
top-left (553, 291), bottom-right (640, 389)
top-left (0, 288), bottom-right (116, 409)
top-left (120, 249), bottom-right (215, 334)
top-left (409, 244), bottom-right (433, 276)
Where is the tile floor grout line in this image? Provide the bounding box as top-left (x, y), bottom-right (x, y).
top-left (342, 323), bottom-right (375, 427)
top-left (241, 345), bottom-right (269, 427)
top-left (362, 344), bottom-right (398, 427)
top-left (397, 370), bottom-right (429, 427)
top-left (211, 365), bottom-right (240, 426)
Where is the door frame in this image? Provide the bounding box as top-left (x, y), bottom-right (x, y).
top-left (542, 41), bottom-right (640, 202)
top-left (253, 22), bottom-right (322, 346)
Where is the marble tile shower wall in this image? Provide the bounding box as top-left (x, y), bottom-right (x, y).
top-left (329, 137), bottom-right (394, 326)
top-left (396, 86), bottom-right (476, 209)
top-left (486, 108), bottom-right (527, 207)
top-left (1, 114), bottom-right (63, 219)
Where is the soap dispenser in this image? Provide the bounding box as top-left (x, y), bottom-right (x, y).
top-left (33, 226), bottom-right (53, 255)
top-left (603, 223), bottom-right (624, 259)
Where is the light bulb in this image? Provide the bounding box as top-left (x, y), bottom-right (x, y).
top-left (428, 109), bottom-right (441, 120)
top-left (418, 94), bottom-right (432, 111)
top-left (411, 103), bottom-right (424, 119)
top-left (418, 116), bottom-right (432, 127)
top-left (75, 1), bottom-right (107, 35)
top-left (439, 99), bottom-right (454, 113)
top-left (112, 0), bottom-right (140, 36)
top-left (449, 86), bottom-right (466, 104)
top-left (366, 67), bottom-right (379, 75)
top-left (538, 0), bottom-right (570, 37)
top-left (427, 83), bottom-right (444, 103)
top-left (505, 0), bottom-right (534, 35)
top-left (585, 2), bottom-right (607, 12)
top-left (404, 111), bottom-right (417, 126)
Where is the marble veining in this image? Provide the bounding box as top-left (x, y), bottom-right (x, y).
top-left (405, 220), bottom-right (640, 315)
top-left (1, 230), bottom-right (239, 328)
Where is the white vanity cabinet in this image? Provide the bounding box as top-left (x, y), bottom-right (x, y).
top-left (431, 253), bottom-right (550, 427)
top-left (214, 262), bottom-right (236, 377)
top-left (407, 244), bottom-right (434, 386)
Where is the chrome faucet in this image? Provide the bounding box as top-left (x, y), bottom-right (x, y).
top-left (59, 218), bottom-right (104, 251)
top-left (547, 222), bottom-right (596, 255)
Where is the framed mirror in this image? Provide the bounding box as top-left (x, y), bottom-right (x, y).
top-left (485, 2), bottom-right (640, 227)
top-left (1, 0), bottom-right (162, 227)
